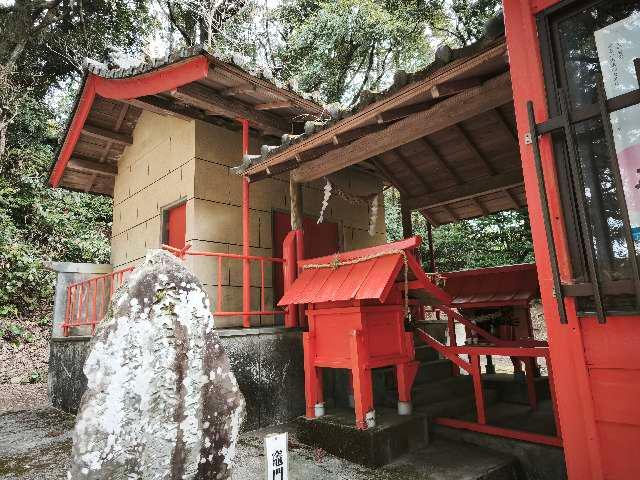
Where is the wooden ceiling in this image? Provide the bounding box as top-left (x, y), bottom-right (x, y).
top-left (244, 38), bottom-right (525, 225)
top-left (57, 54), bottom-right (324, 196)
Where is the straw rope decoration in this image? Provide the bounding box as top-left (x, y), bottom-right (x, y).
top-left (302, 249), bottom-right (411, 320)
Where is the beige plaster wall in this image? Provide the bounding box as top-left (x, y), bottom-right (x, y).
top-left (190, 121), bottom-right (386, 328)
top-left (109, 116), bottom-right (386, 328)
top-left (111, 110), bottom-right (196, 268)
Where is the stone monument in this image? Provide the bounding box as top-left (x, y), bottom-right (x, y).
top-left (68, 250), bottom-right (245, 479)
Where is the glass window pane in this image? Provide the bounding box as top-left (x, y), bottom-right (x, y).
top-left (557, 0), bottom-right (640, 109)
top-left (574, 117), bottom-right (633, 282)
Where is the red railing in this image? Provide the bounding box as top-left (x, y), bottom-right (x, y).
top-left (63, 266), bottom-right (134, 336)
top-left (162, 243), bottom-right (293, 326)
top-left (414, 308), bottom-right (561, 447)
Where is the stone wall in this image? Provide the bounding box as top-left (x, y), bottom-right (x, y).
top-left (48, 328), bottom-right (305, 431)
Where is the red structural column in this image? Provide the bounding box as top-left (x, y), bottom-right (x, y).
top-left (350, 329), bottom-right (374, 429)
top-left (303, 331), bottom-right (323, 418)
top-left (503, 1), bottom-right (603, 477)
top-left (241, 119), bottom-right (251, 328)
top-left (282, 230), bottom-right (298, 328)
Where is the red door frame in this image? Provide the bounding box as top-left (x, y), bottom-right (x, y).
top-left (504, 1), bottom-right (640, 478)
top-left (165, 202), bottom-right (187, 251)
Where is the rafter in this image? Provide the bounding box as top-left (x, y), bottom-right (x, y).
top-left (504, 188), bottom-right (521, 209)
top-left (491, 108), bottom-right (519, 147)
top-left (221, 84), bottom-right (256, 96)
top-left (171, 83), bottom-right (289, 134)
top-left (290, 72), bottom-right (512, 183)
top-left (407, 169), bottom-right (523, 211)
top-left (419, 137), bottom-right (462, 184)
top-left (370, 156), bottom-right (409, 197)
top-left (386, 149), bottom-right (431, 192)
top-left (441, 204), bottom-right (458, 222)
top-left (471, 197), bottom-right (490, 216)
top-left (81, 124), bottom-right (132, 145)
top-left (67, 157), bottom-right (117, 177)
top-left (430, 77), bottom-right (482, 98)
top-left (125, 96), bottom-right (195, 122)
top-left (451, 124), bottom-right (495, 175)
top-left (254, 101), bottom-right (292, 110)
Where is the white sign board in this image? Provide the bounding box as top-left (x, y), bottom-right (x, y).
top-left (595, 12), bottom-right (640, 241)
top-left (265, 432), bottom-right (288, 480)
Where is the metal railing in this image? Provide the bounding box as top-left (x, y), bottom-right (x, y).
top-left (162, 244), bottom-right (289, 322)
top-left (63, 266), bottom-right (134, 336)
top-left (415, 306), bottom-right (561, 447)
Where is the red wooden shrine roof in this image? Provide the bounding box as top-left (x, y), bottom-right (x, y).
top-left (278, 237), bottom-right (451, 307)
top-left (442, 263), bottom-right (539, 309)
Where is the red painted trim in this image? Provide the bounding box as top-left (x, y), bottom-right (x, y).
top-left (241, 119), bottom-right (251, 328)
top-left (434, 417), bottom-right (563, 447)
top-left (49, 56), bottom-right (209, 188)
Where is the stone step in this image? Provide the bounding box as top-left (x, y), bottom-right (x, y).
top-left (411, 375), bottom-right (475, 405)
top-left (414, 388), bottom-right (500, 420)
top-left (384, 438), bottom-right (520, 480)
top-left (414, 358), bottom-right (454, 385)
top-left (296, 408), bottom-right (428, 468)
top-left (415, 344), bottom-right (440, 362)
top-left (413, 321), bottom-right (447, 344)
top-left (482, 373), bottom-right (551, 405)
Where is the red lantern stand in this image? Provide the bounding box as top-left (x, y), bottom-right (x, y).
top-left (278, 237), bottom-right (451, 429)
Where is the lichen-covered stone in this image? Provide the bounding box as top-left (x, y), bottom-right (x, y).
top-left (68, 250), bottom-right (245, 479)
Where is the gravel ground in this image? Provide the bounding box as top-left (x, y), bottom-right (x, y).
top-left (0, 383), bottom-right (49, 414)
top-left (0, 323), bottom-right (50, 385)
top-left (0, 408), bottom-right (516, 480)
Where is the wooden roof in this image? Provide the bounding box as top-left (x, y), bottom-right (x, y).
top-left (278, 237), bottom-right (451, 306)
top-left (243, 36), bottom-right (527, 225)
top-left (51, 47), bottom-right (324, 196)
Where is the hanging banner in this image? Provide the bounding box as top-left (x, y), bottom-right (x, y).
top-left (595, 12), bottom-right (640, 241)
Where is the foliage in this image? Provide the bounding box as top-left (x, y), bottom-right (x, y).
top-left (384, 189), bottom-right (534, 273)
top-left (441, 0), bottom-right (502, 46)
top-left (276, 0), bottom-right (448, 104)
top-left (0, 0), bottom-right (152, 339)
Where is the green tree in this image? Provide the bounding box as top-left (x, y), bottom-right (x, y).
top-left (276, 0), bottom-right (448, 104)
top-left (0, 0), bottom-right (153, 334)
top-left (384, 189), bottom-right (534, 273)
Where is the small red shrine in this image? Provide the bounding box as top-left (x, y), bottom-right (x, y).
top-left (279, 236), bottom-right (451, 429)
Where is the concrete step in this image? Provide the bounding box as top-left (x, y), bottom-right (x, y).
top-left (415, 344), bottom-right (440, 362)
top-left (384, 438), bottom-right (520, 480)
top-left (415, 388), bottom-right (500, 420)
top-left (413, 321), bottom-right (447, 344)
top-left (414, 358), bottom-right (454, 385)
top-left (482, 373), bottom-right (551, 405)
top-left (296, 408), bottom-right (428, 468)
top-left (411, 375), bottom-right (474, 405)
top-left (432, 413), bottom-right (566, 480)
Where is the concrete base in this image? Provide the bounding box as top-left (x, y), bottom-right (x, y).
top-left (48, 326), bottom-right (305, 431)
top-left (296, 408), bottom-right (429, 467)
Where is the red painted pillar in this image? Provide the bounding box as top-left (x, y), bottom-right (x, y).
top-left (503, 1), bottom-right (603, 477)
top-left (241, 119), bottom-right (251, 328)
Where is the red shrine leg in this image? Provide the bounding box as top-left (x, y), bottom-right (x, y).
top-left (524, 357), bottom-right (538, 410)
top-left (396, 361), bottom-right (419, 415)
top-left (350, 330), bottom-right (374, 429)
top-left (303, 332), bottom-right (323, 418)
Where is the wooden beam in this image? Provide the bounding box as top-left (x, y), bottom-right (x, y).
top-left (420, 137), bottom-right (462, 184)
top-left (254, 101), bottom-right (292, 110)
top-left (491, 108), bottom-right (519, 147)
top-left (504, 188), bottom-right (521, 209)
top-left (81, 124), bottom-right (132, 145)
top-left (332, 123), bottom-right (387, 145)
top-left (386, 149), bottom-right (431, 191)
top-left (290, 177), bottom-right (303, 231)
top-left (419, 209), bottom-right (440, 228)
top-left (291, 72), bottom-right (512, 183)
top-left (376, 100), bottom-right (435, 124)
top-left (67, 157), bottom-right (117, 177)
top-left (451, 124), bottom-right (495, 175)
top-left (401, 195), bottom-right (413, 238)
top-left (221, 84), bottom-right (256, 96)
top-left (471, 197), bottom-right (490, 216)
top-left (407, 169), bottom-right (523, 211)
top-left (125, 96), bottom-right (195, 122)
top-left (430, 77), bottom-right (482, 98)
top-left (171, 83), bottom-right (289, 134)
top-left (441, 204), bottom-right (458, 222)
top-left (370, 157), bottom-right (409, 197)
